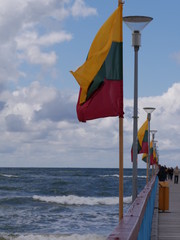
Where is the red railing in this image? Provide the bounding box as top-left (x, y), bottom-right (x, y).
top-left (107, 175), bottom-right (158, 240)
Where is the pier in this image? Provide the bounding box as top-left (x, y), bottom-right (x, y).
top-left (158, 180), bottom-right (180, 240)
top-left (107, 176), bottom-right (180, 240)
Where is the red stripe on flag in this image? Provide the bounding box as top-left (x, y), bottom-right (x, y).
top-left (139, 142), bottom-right (148, 154)
top-left (76, 79), bottom-right (123, 122)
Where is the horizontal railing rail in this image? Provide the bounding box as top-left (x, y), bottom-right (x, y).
top-left (107, 175), bottom-right (158, 240)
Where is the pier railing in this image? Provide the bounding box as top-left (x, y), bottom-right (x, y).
top-left (107, 175), bottom-right (158, 240)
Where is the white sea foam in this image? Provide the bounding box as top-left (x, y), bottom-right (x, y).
top-left (124, 175), bottom-right (147, 178)
top-left (3, 234), bottom-right (106, 240)
top-left (100, 174), bottom-right (119, 178)
top-left (124, 196), bottom-right (132, 204)
top-left (33, 195), bottom-right (119, 205)
top-left (0, 174), bottom-right (18, 178)
top-left (33, 195), bottom-right (132, 205)
top-left (100, 174), bottom-right (146, 179)
top-left (138, 175), bottom-right (147, 178)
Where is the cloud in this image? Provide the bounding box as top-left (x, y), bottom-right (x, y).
top-left (137, 83), bottom-right (180, 167)
top-left (5, 114), bottom-right (26, 132)
top-left (172, 52), bottom-right (180, 65)
top-left (34, 92), bottom-right (77, 122)
top-left (2, 81), bottom-right (56, 123)
top-left (16, 31), bottom-right (73, 65)
top-left (16, 31), bottom-right (72, 49)
top-left (0, 0), bottom-right (178, 168)
top-left (0, 101), bottom-right (6, 111)
top-left (71, 0), bottom-right (97, 17)
top-left (0, 81), bottom-right (179, 167)
top-left (21, 46), bottom-right (57, 66)
top-left (0, 42), bottom-right (20, 85)
top-left (0, 0), bottom-right (95, 86)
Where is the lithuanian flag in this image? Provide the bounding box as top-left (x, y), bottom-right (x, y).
top-left (131, 119), bottom-right (148, 161)
top-left (142, 153), bottom-right (147, 163)
top-left (142, 140), bottom-right (157, 165)
top-left (71, 4), bottom-right (123, 122)
top-left (152, 145), bottom-right (158, 165)
top-left (138, 119), bottom-right (148, 154)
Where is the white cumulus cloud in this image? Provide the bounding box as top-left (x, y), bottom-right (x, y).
top-left (71, 0), bottom-right (97, 17)
top-left (0, 0), bottom-right (96, 86)
top-left (22, 46), bottom-right (57, 66)
top-left (0, 82), bottom-right (179, 168)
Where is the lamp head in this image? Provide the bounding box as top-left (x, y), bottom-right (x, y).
top-left (123, 16), bottom-right (153, 48)
top-left (143, 107), bottom-right (155, 114)
top-left (123, 16), bottom-right (153, 32)
top-left (151, 130), bottom-right (157, 140)
top-left (150, 130), bottom-right (157, 133)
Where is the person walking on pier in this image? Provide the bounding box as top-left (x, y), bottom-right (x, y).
top-left (174, 166), bottom-right (179, 184)
top-left (157, 165), bottom-right (167, 181)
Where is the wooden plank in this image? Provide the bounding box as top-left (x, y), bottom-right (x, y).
top-left (158, 179), bottom-right (180, 240)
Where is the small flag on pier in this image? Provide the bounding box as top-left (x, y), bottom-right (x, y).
top-left (131, 119), bottom-right (148, 160)
top-left (142, 140), bottom-right (157, 165)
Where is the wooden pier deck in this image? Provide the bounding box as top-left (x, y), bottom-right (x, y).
top-left (158, 180), bottom-right (180, 240)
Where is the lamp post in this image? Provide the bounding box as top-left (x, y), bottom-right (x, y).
top-left (156, 147), bottom-right (159, 165)
top-left (151, 130), bottom-right (157, 175)
top-left (123, 16), bottom-right (153, 202)
top-left (143, 107), bottom-right (155, 181)
top-left (153, 140), bottom-right (159, 173)
top-left (151, 130), bottom-right (157, 141)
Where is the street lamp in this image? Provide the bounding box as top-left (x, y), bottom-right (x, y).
top-left (154, 141), bottom-right (158, 162)
top-left (151, 130), bottom-right (157, 175)
top-left (144, 107), bottom-right (155, 181)
top-left (151, 130), bottom-right (157, 140)
top-left (123, 16), bottom-right (153, 202)
top-left (151, 130), bottom-right (157, 157)
top-left (156, 146), bottom-right (159, 165)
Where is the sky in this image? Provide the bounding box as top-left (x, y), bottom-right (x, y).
top-left (0, 0), bottom-right (180, 168)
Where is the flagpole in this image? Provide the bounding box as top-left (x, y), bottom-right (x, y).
top-left (118, 0), bottom-right (123, 221)
top-left (119, 117), bottom-right (123, 220)
top-left (146, 156), bottom-right (148, 184)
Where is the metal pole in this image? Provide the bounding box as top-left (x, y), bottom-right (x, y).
top-left (118, 0), bottom-right (123, 221)
top-left (152, 133), bottom-right (154, 176)
top-left (146, 156), bottom-right (148, 184)
top-left (151, 131), bottom-right (157, 174)
top-left (119, 118), bottom-right (123, 220)
top-left (147, 113), bottom-right (151, 180)
top-left (132, 45), bottom-right (139, 202)
top-left (123, 16), bottom-right (153, 201)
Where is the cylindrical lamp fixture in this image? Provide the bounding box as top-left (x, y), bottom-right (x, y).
top-left (144, 107), bottom-right (155, 181)
top-left (132, 31), bottom-right (141, 47)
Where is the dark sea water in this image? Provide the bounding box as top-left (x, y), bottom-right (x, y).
top-left (0, 168), bottom-right (147, 240)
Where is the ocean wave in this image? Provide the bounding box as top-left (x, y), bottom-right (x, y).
top-left (124, 196), bottom-right (132, 204)
top-left (138, 176), bottom-right (147, 178)
top-left (1, 234), bottom-right (106, 240)
top-left (0, 174), bottom-right (18, 178)
top-left (124, 175), bottom-right (147, 179)
top-left (33, 195), bottom-right (119, 205)
top-left (100, 174), bottom-right (119, 178)
top-left (100, 174), bottom-right (146, 179)
top-left (33, 195), bottom-right (132, 206)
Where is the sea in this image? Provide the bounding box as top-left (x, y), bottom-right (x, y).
top-left (0, 168), bottom-right (147, 240)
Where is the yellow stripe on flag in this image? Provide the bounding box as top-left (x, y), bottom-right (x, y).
top-left (138, 119), bottom-right (148, 147)
top-left (70, 5), bottom-right (123, 104)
